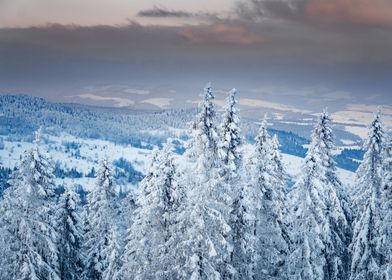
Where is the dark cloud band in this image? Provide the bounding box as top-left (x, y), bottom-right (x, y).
top-left (138, 6), bottom-right (194, 18)
top-left (137, 5), bottom-right (219, 21)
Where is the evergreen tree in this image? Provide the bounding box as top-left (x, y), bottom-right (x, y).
top-left (123, 142), bottom-right (183, 279)
top-left (269, 134), bottom-right (290, 246)
top-left (218, 88), bottom-right (246, 279)
top-left (379, 134), bottom-right (392, 278)
top-left (288, 145), bottom-right (327, 280)
top-left (185, 83), bottom-right (219, 164)
top-left (230, 165), bottom-right (259, 280)
top-left (102, 227), bottom-right (123, 280)
top-left (350, 112), bottom-right (386, 280)
top-left (179, 83), bottom-right (233, 279)
top-left (351, 111), bottom-right (384, 215)
top-left (350, 200), bottom-right (384, 280)
top-left (83, 159), bottom-right (117, 280)
top-left (289, 111), bottom-right (351, 280)
top-left (312, 110), bottom-right (352, 280)
top-left (0, 128), bottom-right (60, 280)
top-left (316, 111), bottom-right (353, 226)
top-left (55, 186), bottom-right (84, 280)
top-left (248, 118), bottom-right (288, 279)
top-left (218, 88), bottom-right (242, 178)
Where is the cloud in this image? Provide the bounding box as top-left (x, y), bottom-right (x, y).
top-left (81, 85), bottom-right (150, 97)
top-left (141, 98), bottom-right (172, 108)
top-left (235, 0), bottom-right (304, 22)
top-left (305, 0), bottom-right (392, 28)
top-left (73, 93), bottom-right (135, 107)
top-left (346, 103), bottom-right (392, 115)
top-left (138, 6), bottom-right (193, 18)
top-left (0, 21), bottom-right (391, 109)
top-left (236, 0), bottom-right (392, 29)
top-left (240, 98), bottom-right (312, 113)
top-left (179, 23), bottom-right (263, 45)
top-left (137, 5), bottom-right (219, 21)
top-left (123, 88), bottom-right (150, 95)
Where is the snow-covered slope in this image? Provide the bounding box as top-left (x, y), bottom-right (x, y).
top-left (0, 95), bottom-right (365, 172)
top-left (282, 153), bottom-right (355, 187)
top-left (0, 133), bottom-right (355, 193)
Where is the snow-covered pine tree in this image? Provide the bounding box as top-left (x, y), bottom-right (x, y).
top-left (269, 134), bottom-right (291, 248)
top-left (185, 83), bottom-right (219, 164)
top-left (230, 163), bottom-right (259, 280)
top-left (288, 111), bottom-right (351, 280)
top-left (55, 186), bottom-right (84, 280)
top-left (122, 147), bottom-right (159, 236)
top-left (83, 159), bottom-right (117, 280)
top-left (350, 198), bottom-right (384, 280)
top-left (102, 227), bottom-right (123, 280)
top-left (123, 141), bottom-right (183, 279)
top-left (351, 111), bottom-right (384, 215)
top-left (310, 110), bottom-right (352, 279)
top-left (350, 112), bottom-right (386, 280)
top-left (379, 133), bottom-right (392, 278)
top-left (317, 111), bottom-right (353, 227)
top-left (248, 117), bottom-right (288, 279)
top-left (0, 128), bottom-right (60, 280)
top-left (288, 143), bottom-right (327, 280)
top-left (178, 83), bottom-right (233, 279)
top-left (218, 88), bottom-right (242, 178)
top-left (218, 88), bottom-right (246, 279)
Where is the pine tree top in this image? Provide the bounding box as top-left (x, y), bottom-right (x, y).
top-left (364, 111), bottom-right (384, 152)
top-left (219, 88), bottom-right (242, 172)
top-left (96, 158), bottom-right (116, 200)
top-left (254, 115), bottom-right (270, 158)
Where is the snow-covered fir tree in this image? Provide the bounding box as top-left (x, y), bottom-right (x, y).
top-left (379, 133), bottom-right (392, 278)
top-left (55, 186), bottom-right (84, 280)
top-left (83, 159), bottom-right (118, 280)
top-left (288, 144), bottom-right (327, 279)
top-left (230, 163), bottom-right (259, 279)
top-left (0, 128), bottom-right (60, 280)
top-left (178, 83), bottom-right (234, 279)
top-left (310, 110), bottom-right (352, 279)
top-left (351, 111), bottom-right (384, 215)
top-left (350, 201), bottom-right (384, 280)
top-left (185, 83), bottom-right (219, 163)
top-left (316, 111), bottom-right (353, 227)
top-left (102, 227), bottom-right (123, 280)
top-left (288, 111), bottom-right (351, 280)
top-left (350, 112), bottom-right (386, 280)
top-left (122, 148), bottom-right (160, 238)
top-left (247, 117), bottom-right (288, 279)
top-left (218, 88), bottom-right (247, 279)
top-left (123, 141), bottom-right (184, 279)
top-left (269, 134), bottom-right (290, 246)
top-left (218, 88), bottom-right (242, 178)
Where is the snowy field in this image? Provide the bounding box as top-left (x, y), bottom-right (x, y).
top-left (0, 132), bottom-right (356, 192)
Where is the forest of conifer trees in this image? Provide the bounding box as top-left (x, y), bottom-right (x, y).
top-left (0, 84), bottom-right (391, 280)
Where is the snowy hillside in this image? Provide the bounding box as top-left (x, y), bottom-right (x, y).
top-left (0, 86), bottom-right (390, 280)
top-left (0, 132), bottom-right (355, 194)
top-left (0, 95), bottom-right (365, 171)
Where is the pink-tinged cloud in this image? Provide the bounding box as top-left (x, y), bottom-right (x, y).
top-left (179, 23), bottom-right (263, 45)
top-left (305, 0), bottom-right (392, 28)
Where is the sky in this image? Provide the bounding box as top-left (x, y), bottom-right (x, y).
top-left (0, 0), bottom-right (392, 131)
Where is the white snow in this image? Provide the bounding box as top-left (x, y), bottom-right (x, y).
top-left (0, 133), bottom-right (355, 192)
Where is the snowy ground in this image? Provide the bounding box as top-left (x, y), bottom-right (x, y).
top-left (0, 133), bottom-right (356, 192)
top-left (282, 153), bottom-right (355, 187)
